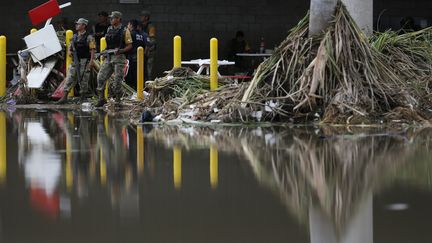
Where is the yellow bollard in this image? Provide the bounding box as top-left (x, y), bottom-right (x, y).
top-left (210, 38), bottom-right (218, 91)
top-left (137, 47), bottom-right (144, 100)
top-left (173, 35), bottom-right (182, 68)
top-left (100, 38), bottom-right (109, 100)
top-left (0, 112), bottom-right (6, 186)
top-left (30, 28), bottom-right (37, 34)
top-left (173, 145), bottom-right (182, 190)
top-left (0, 36), bottom-right (6, 97)
top-left (100, 37), bottom-right (107, 62)
top-left (66, 30), bottom-right (74, 97)
top-left (210, 145), bottom-right (218, 189)
top-left (137, 126), bottom-right (144, 176)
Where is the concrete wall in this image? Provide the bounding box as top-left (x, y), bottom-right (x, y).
top-left (0, 0), bottom-right (430, 78)
top-left (374, 0), bottom-right (432, 31)
top-left (0, 0), bottom-right (309, 78)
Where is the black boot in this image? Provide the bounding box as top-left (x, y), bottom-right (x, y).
top-left (114, 90), bottom-right (123, 104)
top-left (94, 91), bottom-right (106, 108)
top-left (79, 93), bottom-right (87, 102)
top-left (55, 93), bottom-right (68, 104)
top-left (115, 94), bottom-right (121, 103)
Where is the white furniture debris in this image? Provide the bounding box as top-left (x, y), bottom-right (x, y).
top-left (27, 59), bottom-right (57, 88)
top-left (181, 59), bottom-right (235, 77)
top-left (23, 24), bottom-right (62, 63)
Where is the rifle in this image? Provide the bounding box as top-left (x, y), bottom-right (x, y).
top-left (95, 49), bottom-right (119, 60)
top-left (70, 35), bottom-right (88, 88)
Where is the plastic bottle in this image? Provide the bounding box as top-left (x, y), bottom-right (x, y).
top-left (259, 37), bottom-right (265, 54)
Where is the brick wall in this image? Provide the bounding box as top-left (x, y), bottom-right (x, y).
top-left (0, 0), bottom-right (430, 78)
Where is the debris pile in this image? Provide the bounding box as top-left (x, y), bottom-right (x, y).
top-left (240, 2), bottom-right (432, 124)
top-left (133, 2), bottom-right (432, 125)
top-left (137, 67), bottom-right (247, 122)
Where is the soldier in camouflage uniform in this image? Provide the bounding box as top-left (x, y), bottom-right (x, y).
top-left (95, 11), bottom-right (133, 107)
top-left (57, 18), bottom-right (96, 104)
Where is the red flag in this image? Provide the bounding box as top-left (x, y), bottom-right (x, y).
top-left (28, 0), bottom-right (61, 26)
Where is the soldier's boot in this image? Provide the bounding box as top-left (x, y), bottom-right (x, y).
top-left (114, 92), bottom-right (121, 104)
top-left (79, 93), bottom-right (87, 102)
top-left (55, 92), bottom-right (68, 104)
top-left (94, 90), bottom-right (106, 108)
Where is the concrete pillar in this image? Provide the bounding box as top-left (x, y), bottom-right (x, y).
top-left (343, 0), bottom-right (373, 35)
top-left (309, 0), bottom-right (373, 36)
top-left (309, 0), bottom-right (338, 36)
top-left (309, 193), bottom-right (373, 243)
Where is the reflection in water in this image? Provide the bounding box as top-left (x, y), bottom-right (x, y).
top-left (2, 110), bottom-right (432, 242)
top-left (146, 126), bottom-right (432, 242)
top-left (173, 145), bottom-right (182, 190)
top-left (210, 145), bottom-right (218, 189)
top-left (0, 112), bottom-right (5, 186)
top-left (137, 126), bottom-right (144, 177)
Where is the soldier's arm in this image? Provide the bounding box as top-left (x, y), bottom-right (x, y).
top-left (118, 29), bottom-right (133, 54)
top-left (88, 35), bottom-right (97, 66)
top-left (148, 24), bottom-right (156, 38)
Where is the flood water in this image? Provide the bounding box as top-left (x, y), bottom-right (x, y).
top-left (0, 109), bottom-right (432, 243)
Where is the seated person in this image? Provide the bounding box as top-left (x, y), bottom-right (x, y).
top-left (228, 31), bottom-right (251, 73)
top-left (400, 16), bottom-right (420, 33)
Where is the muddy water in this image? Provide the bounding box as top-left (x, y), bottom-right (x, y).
top-left (0, 109), bottom-right (432, 243)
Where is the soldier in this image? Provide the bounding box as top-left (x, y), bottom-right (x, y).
top-left (139, 10), bottom-right (156, 79)
top-left (95, 11), bottom-right (133, 107)
top-left (57, 18), bottom-right (96, 104)
top-left (93, 11), bottom-right (110, 51)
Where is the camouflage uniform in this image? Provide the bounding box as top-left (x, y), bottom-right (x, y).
top-left (64, 32), bottom-right (96, 95)
top-left (96, 25), bottom-right (133, 98)
top-left (143, 21), bottom-right (156, 79)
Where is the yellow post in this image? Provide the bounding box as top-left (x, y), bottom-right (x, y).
top-left (173, 145), bottom-right (182, 190)
top-left (137, 125), bottom-right (144, 177)
top-left (66, 30), bottom-right (74, 97)
top-left (0, 112), bottom-right (6, 186)
top-left (210, 38), bottom-right (218, 91)
top-left (30, 28), bottom-right (37, 34)
top-left (137, 47), bottom-right (144, 100)
top-left (100, 37), bottom-right (107, 62)
top-left (173, 35), bottom-right (182, 68)
top-left (210, 145), bottom-right (218, 189)
top-left (0, 36), bottom-right (6, 97)
top-left (100, 38), bottom-right (109, 100)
